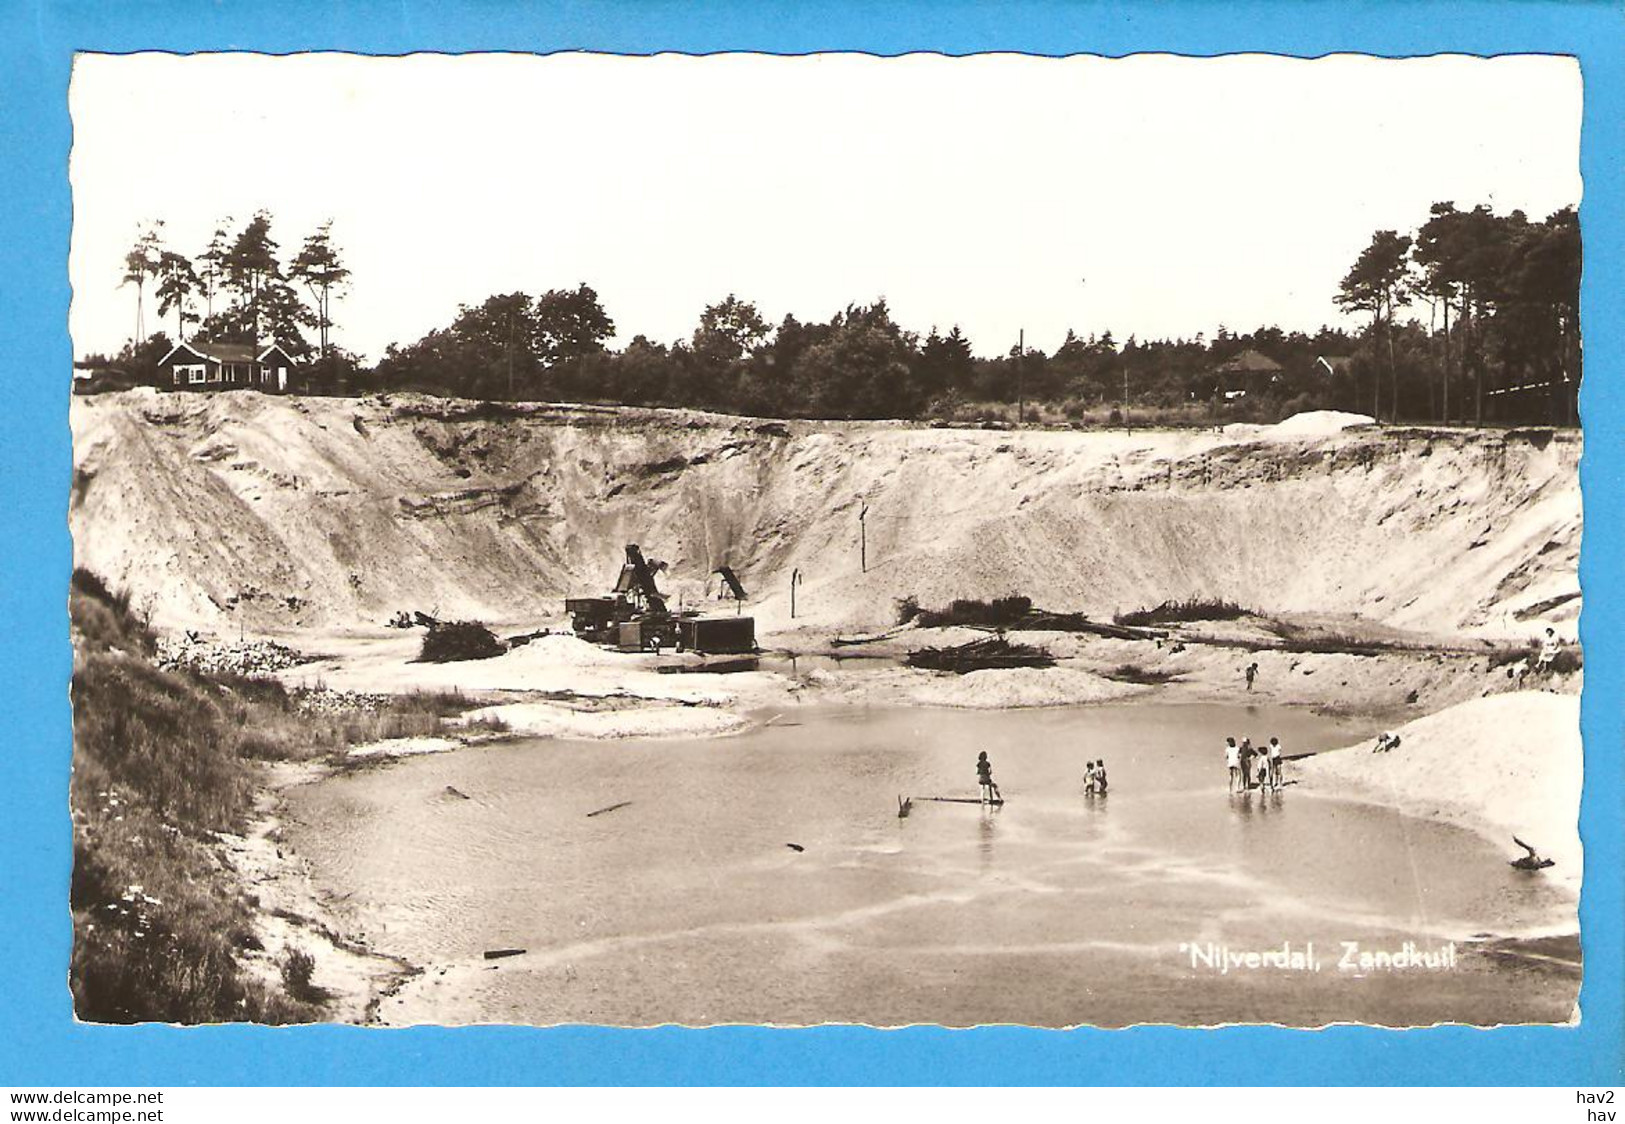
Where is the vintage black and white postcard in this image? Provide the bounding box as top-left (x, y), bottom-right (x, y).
top-left (61, 46), bottom-right (1589, 1042)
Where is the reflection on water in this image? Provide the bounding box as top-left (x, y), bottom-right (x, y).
top-left (977, 805), bottom-right (998, 875)
top-left (285, 701), bottom-right (1579, 1027)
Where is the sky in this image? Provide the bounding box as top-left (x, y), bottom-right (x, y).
top-left (69, 52), bottom-right (1582, 363)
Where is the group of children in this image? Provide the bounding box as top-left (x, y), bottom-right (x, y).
top-left (1223, 735), bottom-right (1284, 793)
top-left (971, 751), bottom-right (1108, 804)
top-left (1082, 758), bottom-right (1109, 796)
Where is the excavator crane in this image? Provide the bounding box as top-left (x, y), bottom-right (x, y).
top-left (613, 544), bottom-right (669, 615)
top-left (565, 543), bottom-right (756, 655)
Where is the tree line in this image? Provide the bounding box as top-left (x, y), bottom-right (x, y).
top-left (1338, 203), bottom-right (1579, 426)
top-left (90, 200), bottom-right (1579, 426)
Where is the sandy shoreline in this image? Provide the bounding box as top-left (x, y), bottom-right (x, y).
top-left (217, 761), bottom-right (418, 1022)
top-left (1295, 690), bottom-right (1583, 897)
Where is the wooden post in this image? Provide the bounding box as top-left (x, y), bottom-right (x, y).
top-left (1442, 296), bottom-right (1451, 423)
top-left (1017, 328), bottom-right (1024, 425)
top-left (790, 568), bottom-right (801, 619)
top-left (859, 502), bottom-right (868, 573)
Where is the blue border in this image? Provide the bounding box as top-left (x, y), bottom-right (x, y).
top-left (2, 0), bottom-right (1620, 1087)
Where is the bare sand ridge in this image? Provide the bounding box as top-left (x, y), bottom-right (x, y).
top-left (71, 390), bottom-right (1580, 640)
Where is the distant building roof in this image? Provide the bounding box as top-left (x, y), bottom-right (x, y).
top-left (1214, 349), bottom-right (1284, 375)
top-left (157, 340), bottom-right (298, 366)
top-left (197, 342), bottom-right (259, 363)
top-left (1314, 354), bottom-right (1355, 375)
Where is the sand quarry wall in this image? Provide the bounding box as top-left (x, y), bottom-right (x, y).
top-left (69, 390), bottom-right (1581, 638)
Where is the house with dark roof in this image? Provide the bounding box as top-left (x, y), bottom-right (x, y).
top-left (1211, 348), bottom-right (1283, 400)
top-left (157, 340), bottom-right (300, 392)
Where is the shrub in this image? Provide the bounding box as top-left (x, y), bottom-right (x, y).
top-left (914, 594), bottom-right (1034, 629)
top-left (280, 948), bottom-right (320, 1003)
top-left (1115, 598), bottom-right (1248, 627)
top-left (236, 730), bottom-right (299, 762)
top-left (1101, 663), bottom-right (1179, 685)
top-left (417, 620), bottom-right (506, 663)
top-left (461, 714), bottom-right (511, 736)
top-left (895, 595), bottom-right (922, 625)
top-left (70, 568), bottom-right (153, 656)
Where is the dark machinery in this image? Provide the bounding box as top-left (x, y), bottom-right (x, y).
top-left (566, 544), bottom-right (756, 654)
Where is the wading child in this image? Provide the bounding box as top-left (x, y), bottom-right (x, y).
top-left (977, 751), bottom-right (1001, 804)
top-left (1225, 738), bottom-right (1241, 793)
top-left (1268, 736), bottom-right (1284, 787)
top-left (1094, 759), bottom-right (1108, 795)
top-left (1083, 760), bottom-right (1098, 796)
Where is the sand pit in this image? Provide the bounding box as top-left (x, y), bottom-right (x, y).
top-left (69, 393), bottom-right (1586, 1029)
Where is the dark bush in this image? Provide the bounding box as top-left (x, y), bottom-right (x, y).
top-left (1115, 598), bottom-right (1248, 627)
top-left (418, 620), bottom-right (506, 663)
top-left (280, 948), bottom-right (320, 1003)
top-left (915, 594), bottom-right (1034, 629)
top-left (895, 595), bottom-right (922, 625)
top-left (1100, 663), bottom-right (1180, 685)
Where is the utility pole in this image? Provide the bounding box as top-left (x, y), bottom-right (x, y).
top-left (1017, 328), bottom-right (1025, 426)
top-left (504, 312), bottom-right (515, 400)
top-left (858, 500), bottom-right (869, 573)
top-left (790, 568), bottom-right (801, 619)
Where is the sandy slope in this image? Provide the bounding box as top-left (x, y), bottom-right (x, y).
top-left (1296, 691), bottom-right (1582, 892)
top-left (71, 391), bottom-right (1581, 642)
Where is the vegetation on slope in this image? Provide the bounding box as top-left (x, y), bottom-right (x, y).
top-left (69, 568), bottom-right (496, 1024)
top-left (70, 568), bottom-right (317, 1023)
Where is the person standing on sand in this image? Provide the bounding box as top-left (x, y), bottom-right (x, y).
top-left (977, 751), bottom-right (1001, 804)
top-left (1536, 628), bottom-right (1561, 674)
top-left (1225, 737), bottom-right (1241, 792)
top-left (1244, 662), bottom-right (1259, 692)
